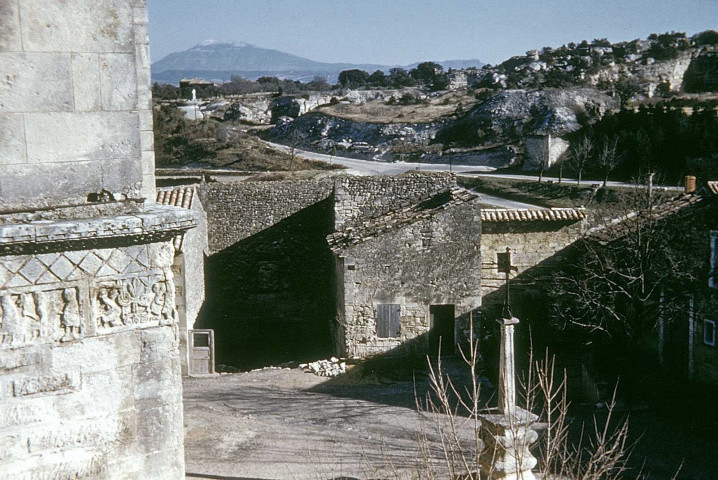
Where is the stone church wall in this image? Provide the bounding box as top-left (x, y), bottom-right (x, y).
top-left (0, 239), bottom-right (187, 479)
top-left (0, 1), bottom-right (194, 478)
top-left (0, 0), bottom-right (156, 211)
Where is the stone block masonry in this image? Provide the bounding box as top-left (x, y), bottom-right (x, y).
top-left (334, 172), bottom-right (455, 230)
top-left (1, 0), bottom-right (197, 478)
top-left (202, 178), bottom-right (335, 254)
top-left (0, 0), bottom-right (156, 211)
top-left (0, 231), bottom-right (193, 479)
top-left (331, 187), bottom-right (482, 358)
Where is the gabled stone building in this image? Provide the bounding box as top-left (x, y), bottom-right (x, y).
top-left (156, 186), bottom-right (209, 375)
top-left (328, 186), bottom-right (482, 358)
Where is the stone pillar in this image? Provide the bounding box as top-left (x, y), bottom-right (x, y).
top-left (498, 316), bottom-right (519, 415)
top-left (479, 316), bottom-right (539, 480)
top-left (0, 1), bottom-right (195, 478)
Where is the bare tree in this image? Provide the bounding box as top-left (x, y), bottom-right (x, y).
top-left (548, 186), bottom-right (703, 344)
top-left (568, 136), bottom-right (594, 185)
top-left (287, 129), bottom-right (305, 171)
top-left (530, 143), bottom-right (550, 183)
top-left (596, 136), bottom-right (621, 187)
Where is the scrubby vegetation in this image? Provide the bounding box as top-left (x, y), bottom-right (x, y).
top-left (152, 104), bottom-right (342, 171)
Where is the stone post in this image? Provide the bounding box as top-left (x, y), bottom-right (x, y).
top-left (498, 316), bottom-right (519, 415)
top-left (479, 316), bottom-right (539, 480)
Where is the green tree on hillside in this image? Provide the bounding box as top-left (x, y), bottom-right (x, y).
top-left (338, 69), bottom-right (370, 88)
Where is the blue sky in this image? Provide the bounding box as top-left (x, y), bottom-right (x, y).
top-left (148, 0), bottom-right (718, 66)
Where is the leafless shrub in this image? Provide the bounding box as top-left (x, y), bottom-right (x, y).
top-left (413, 319), bottom-right (636, 480)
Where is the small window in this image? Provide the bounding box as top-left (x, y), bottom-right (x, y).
top-left (705, 319), bottom-right (716, 347)
top-left (193, 332), bottom-right (211, 348)
top-left (376, 304), bottom-right (401, 338)
top-left (710, 231), bottom-right (718, 289)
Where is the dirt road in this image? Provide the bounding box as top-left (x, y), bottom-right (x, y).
top-left (183, 367), bottom-right (459, 480)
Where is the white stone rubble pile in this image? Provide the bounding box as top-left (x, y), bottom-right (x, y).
top-left (299, 357), bottom-right (347, 377)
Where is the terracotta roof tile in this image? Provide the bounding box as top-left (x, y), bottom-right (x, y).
top-left (480, 208), bottom-right (586, 222)
top-left (156, 186), bottom-right (198, 251)
top-left (588, 192), bottom-right (713, 244)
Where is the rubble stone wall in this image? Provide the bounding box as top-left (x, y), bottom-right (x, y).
top-left (202, 179), bottom-right (334, 254)
top-left (0, 241), bottom-right (185, 479)
top-left (480, 221), bottom-right (584, 309)
top-left (336, 203), bottom-right (482, 357)
top-left (0, 0), bottom-right (156, 211)
top-left (334, 172), bottom-right (456, 229)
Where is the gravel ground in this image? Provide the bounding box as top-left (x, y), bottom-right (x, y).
top-left (182, 364), bottom-right (472, 480)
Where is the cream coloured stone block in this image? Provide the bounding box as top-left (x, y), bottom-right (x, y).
top-left (135, 42), bottom-right (150, 70)
top-left (136, 67), bottom-right (151, 92)
top-left (24, 111), bottom-right (139, 164)
top-left (0, 0), bottom-right (22, 52)
top-left (101, 157), bottom-right (142, 197)
top-left (19, 0), bottom-right (133, 53)
top-left (142, 173), bottom-right (156, 204)
top-left (138, 109), bottom-right (153, 131)
top-left (0, 160), bottom-right (104, 210)
top-left (71, 53), bottom-right (101, 111)
top-left (100, 53), bottom-right (137, 111)
top-left (0, 113), bottom-right (27, 164)
top-left (141, 150), bottom-right (155, 175)
top-left (140, 130), bottom-right (154, 151)
top-left (132, 6), bottom-right (148, 24)
top-left (0, 53), bottom-right (73, 112)
top-left (137, 84), bottom-right (152, 110)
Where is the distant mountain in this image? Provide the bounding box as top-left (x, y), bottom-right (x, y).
top-left (151, 41), bottom-right (483, 84)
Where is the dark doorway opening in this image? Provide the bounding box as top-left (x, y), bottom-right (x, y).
top-left (429, 304), bottom-right (455, 356)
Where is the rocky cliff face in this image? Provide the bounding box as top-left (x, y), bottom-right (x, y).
top-left (437, 87), bottom-right (619, 147)
top-left (267, 112), bottom-right (445, 161)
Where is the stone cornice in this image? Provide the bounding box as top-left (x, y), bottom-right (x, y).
top-left (0, 205), bottom-right (198, 255)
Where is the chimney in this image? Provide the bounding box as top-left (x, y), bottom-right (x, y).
top-left (685, 175), bottom-right (697, 194)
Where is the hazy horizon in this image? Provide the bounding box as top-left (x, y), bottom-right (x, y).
top-left (148, 0), bottom-right (718, 67)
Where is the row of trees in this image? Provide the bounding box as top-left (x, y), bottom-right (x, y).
top-left (338, 62), bottom-right (449, 91)
top-left (153, 75), bottom-right (333, 100)
top-left (153, 60), bottom-right (456, 100)
top-left (574, 105), bottom-right (718, 184)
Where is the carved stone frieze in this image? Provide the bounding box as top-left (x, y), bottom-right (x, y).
top-left (94, 275), bottom-right (177, 330)
top-left (0, 286), bottom-right (85, 346)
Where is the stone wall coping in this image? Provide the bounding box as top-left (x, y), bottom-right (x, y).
top-left (0, 205), bottom-right (198, 254)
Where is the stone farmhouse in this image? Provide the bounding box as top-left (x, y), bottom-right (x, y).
top-left (198, 171), bottom-right (587, 367)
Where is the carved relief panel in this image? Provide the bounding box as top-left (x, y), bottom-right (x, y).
top-left (93, 275), bottom-right (177, 331)
top-left (0, 286), bottom-right (85, 346)
top-left (0, 243), bottom-right (178, 347)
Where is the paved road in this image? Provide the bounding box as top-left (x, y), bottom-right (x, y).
top-left (266, 141), bottom-right (684, 191)
top-left (266, 141), bottom-right (496, 176)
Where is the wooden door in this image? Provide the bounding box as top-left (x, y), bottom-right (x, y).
top-left (189, 329), bottom-right (215, 375)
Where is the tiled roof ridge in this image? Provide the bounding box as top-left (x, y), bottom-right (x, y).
top-left (587, 190), bottom-right (714, 244)
top-left (156, 185), bottom-right (197, 210)
top-left (480, 207), bottom-right (586, 222)
top-left (327, 186), bottom-right (478, 251)
top-left (155, 186), bottom-right (199, 252)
